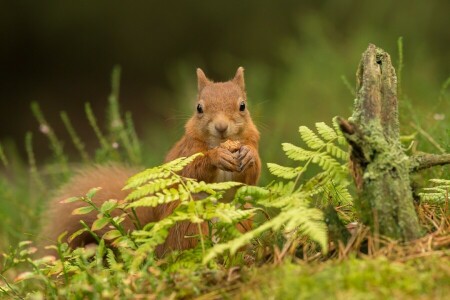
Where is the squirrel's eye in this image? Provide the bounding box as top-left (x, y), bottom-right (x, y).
top-left (239, 101), bottom-right (246, 112)
top-left (197, 103), bottom-right (204, 114)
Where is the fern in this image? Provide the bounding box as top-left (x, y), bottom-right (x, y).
top-left (267, 163), bottom-right (302, 179)
top-left (419, 179), bottom-right (450, 204)
top-left (119, 153), bottom-right (249, 268)
top-left (204, 118), bottom-right (352, 262)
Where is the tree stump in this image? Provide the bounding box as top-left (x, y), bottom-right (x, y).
top-left (338, 44), bottom-right (450, 241)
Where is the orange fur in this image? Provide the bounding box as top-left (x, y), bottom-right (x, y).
top-left (40, 67), bottom-right (261, 257)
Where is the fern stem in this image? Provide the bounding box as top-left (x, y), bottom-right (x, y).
top-left (60, 111), bottom-right (90, 163)
top-left (171, 170), bottom-right (206, 255)
top-left (25, 132), bottom-right (45, 191)
top-left (130, 207), bottom-right (143, 230)
top-left (0, 141), bottom-right (8, 167)
top-left (291, 159), bottom-right (311, 194)
top-left (80, 220), bottom-right (101, 244)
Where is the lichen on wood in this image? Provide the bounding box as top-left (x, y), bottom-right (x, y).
top-left (338, 44), bottom-right (425, 241)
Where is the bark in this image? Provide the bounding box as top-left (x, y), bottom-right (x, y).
top-left (338, 44), bottom-right (425, 241)
top-left (410, 153), bottom-right (450, 172)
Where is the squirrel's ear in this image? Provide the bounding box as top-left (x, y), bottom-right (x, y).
top-left (233, 67), bottom-right (245, 91)
top-left (197, 68), bottom-right (211, 92)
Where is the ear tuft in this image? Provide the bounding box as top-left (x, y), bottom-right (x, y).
top-left (197, 68), bottom-right (211, 92)
top-left (233, 67), bottom-right (245, 91)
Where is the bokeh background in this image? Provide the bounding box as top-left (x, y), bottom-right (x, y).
top-left (1, 0), bottom-right (449, 178)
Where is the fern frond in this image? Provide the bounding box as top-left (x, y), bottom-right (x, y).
top-left (257, 194), bottom-right (303, 209)
top-left (326, 143), bottom-right (348, 160)
top-left (419, 178), bottom-right (449, 204)
top-left (312, 153), bottom-right (342, 176)
top-left (234, 185), bottom-right (271, 203)
top-left (204, 181), bottom-right (242, 191)
top-left (267, 163), bottom-right (302, 179)
top-left (429, 179), bottom-right (450, 185)
top-left (282, 143), bottom-right (315, 161)
top-left (268, 181), bottom-right (296, 196)
top-left (127, 189), bottom-right (188, 208)
top-left (299, 126), bottom-right (325, 149)
top-left (332, 116), bottom-right (347, 146)
top-left (315, 122), bottom-right (338, 141)
top-left (322, 181), bottom-right (353, 206)
top-left (124, 155), bottom-right (202, 190)
top-left (125, 178), bottom-right (182, 201)
top-left (284, 207), bottom-right (327, 250)
top-left (164, 153), bottom-right (204, 172)
top-left (203, 203), bottom-right (328, 263)
top-left (204, 202), bottom-right (255, 224)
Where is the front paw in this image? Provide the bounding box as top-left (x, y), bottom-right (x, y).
top-left (238, 145), bottom-right (256, 172)
top-left (211, 147), bottom-right (240, 172)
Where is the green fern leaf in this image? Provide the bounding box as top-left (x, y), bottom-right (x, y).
top-left (286, 208), bottom-right (328, 251)
top-left (123, 168), bottom-right (171, 190)
top-left (162, 153), bottom-right (203, 172)
top-left (125, 177), bottom-right (181, 201)
top-left (267, 163), bottom-right (302, 179)
top-left (268, 181), bottom-right (295, 196)
top-left (102, 230), bottom-right (122, 240)
top-left (234, 185), bottom-right (271, 202)
top-left (419, 178), bottom-right (449, 204)
top-left (72, 206), bottom-right (95, 215)
top-left (315, 122), bottom-right (338, 141)
top-left (299, 126), bottom-right (325, 149)
top-left (332, 116), bottom-right (347, 146)
top-left (92, 217), bottom-right (110, 231)
top-left (204, 181), bottom-right (242, 191)
top-left (282, 143), bottom-right (315, 161)
top-left (326, 143), bottom-right (348, 160)
top-left (429, 179), bottom-right (450, 185)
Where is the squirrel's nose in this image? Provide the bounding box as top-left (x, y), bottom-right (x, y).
top-left (215, 122), bottom-right (228, 134)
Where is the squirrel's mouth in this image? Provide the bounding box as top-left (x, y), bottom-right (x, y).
top-left (210, 130), bottom-right (229, 140)
top-left (208, 134), bottom-right (232, 148)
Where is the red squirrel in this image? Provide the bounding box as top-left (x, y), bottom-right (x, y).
top-left (40, 67), bottom-right (261, 257)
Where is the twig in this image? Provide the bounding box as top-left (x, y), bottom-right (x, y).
top-left (410, 153), bottom-right (450, 172)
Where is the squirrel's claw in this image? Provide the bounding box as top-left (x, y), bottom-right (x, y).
top-left (214, 147), bottom-right (240, 172)
top-left (238, 145), bottom-right (255, 172)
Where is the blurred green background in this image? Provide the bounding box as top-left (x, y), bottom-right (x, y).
top-left (0, 0), bottom-right (449, 176)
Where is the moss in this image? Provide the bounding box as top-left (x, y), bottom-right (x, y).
top-left (345, 45), bottom-right (422, 241)
top-left (238, 256), bottom-right (450, 299)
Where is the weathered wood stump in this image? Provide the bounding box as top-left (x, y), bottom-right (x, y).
top-left (338, 44), bottom-right (450, 241)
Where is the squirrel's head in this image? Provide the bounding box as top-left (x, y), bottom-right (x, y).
top-left (187, 67), bottom-right (256, 147)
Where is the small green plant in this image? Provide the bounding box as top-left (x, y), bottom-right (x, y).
top-left (419, 179), bottom-right (450, 204)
